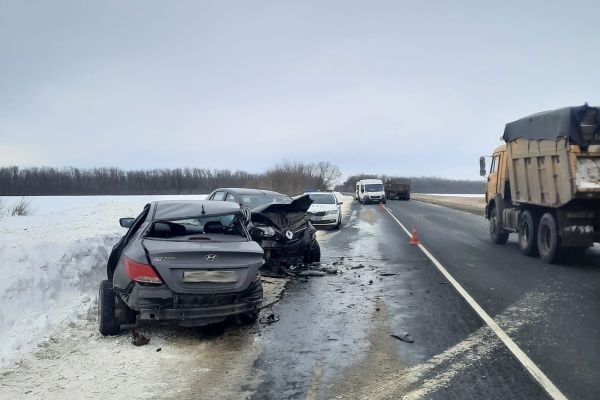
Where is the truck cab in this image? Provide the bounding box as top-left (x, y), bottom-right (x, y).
top-left (482, 144), bottom-right (508, 207)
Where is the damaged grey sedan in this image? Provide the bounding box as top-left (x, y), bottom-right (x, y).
top-left (207, 188), bottom-right (321, 275)
top-left (99, 200), bottom-right (264, 336)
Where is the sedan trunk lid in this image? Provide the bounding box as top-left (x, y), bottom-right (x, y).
top-left (142, 239), bottom-right (263, 294)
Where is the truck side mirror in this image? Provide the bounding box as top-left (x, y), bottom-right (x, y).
top-left (479, 156), bottom-right (486, 177)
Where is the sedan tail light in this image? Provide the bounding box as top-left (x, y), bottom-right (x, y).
top-left (124, 256), bottom-right (163, 284)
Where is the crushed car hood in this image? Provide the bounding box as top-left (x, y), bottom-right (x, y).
top-left (251, 194), bottom-right (313, 231)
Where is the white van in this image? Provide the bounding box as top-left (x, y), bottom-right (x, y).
top-left (355, 179), bottom-right (386, 204)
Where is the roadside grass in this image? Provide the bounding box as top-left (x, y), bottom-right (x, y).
top-left (11, 197), bottom-right (33, 216)
top-left (0, 197), bottom-right (33, 217)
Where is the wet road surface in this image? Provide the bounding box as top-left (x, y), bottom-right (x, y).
top-left (246, 198), bottom-right (599, 400)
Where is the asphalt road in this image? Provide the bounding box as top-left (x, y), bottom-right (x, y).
top-left (248, 198), bottom-right (599, 400)
top-left (382, 199), bottom-right (600, 400)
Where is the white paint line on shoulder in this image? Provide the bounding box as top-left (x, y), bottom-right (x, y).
top-left (382, 206), bottom-right (568, 400)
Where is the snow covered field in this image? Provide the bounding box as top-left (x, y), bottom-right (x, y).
top-left (0, 195), bottom-right (206, 367)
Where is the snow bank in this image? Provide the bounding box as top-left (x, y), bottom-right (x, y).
top-left (0, 195), bottom-right (206, 367)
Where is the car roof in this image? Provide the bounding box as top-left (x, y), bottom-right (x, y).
top-left (305, 191), bottom-right (335, 196)
top-left (359, 179), bottom-right (383, 184)
top-left (214, 187), bottom-right (286, 196)
top-left (152, 200), bottom-right (241, 220)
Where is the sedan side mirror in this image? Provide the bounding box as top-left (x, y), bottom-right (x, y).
top-left (249, 227), bottom-right (264, 242)
top-left (120, 218), bottom-right (135, 228)
top-left (479, 156), bottom-right (486, 177)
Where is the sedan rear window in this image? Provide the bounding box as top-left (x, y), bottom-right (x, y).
top-left (146, 213), bottom-right (247, 240)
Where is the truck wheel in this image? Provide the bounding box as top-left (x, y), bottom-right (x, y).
top-left (489, 206), bottom-right (509, 245)
top-left (98, 280), bottom-right (120, 336)
top-left (537, 213), bottom-right (562, 264)
top-left (518, 210), bottom-right (538, 256)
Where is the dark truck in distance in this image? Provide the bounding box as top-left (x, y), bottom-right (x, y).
top-left (384, 178), bottom-right (411, 200)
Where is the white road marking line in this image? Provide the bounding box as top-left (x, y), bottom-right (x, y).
top-left (382, 206), bottom-right (568, 400)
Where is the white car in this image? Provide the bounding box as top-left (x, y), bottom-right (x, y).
top-left (355, 178), bottom-right (386, 204)
top-left (305, 192), bottom-right (343, 229)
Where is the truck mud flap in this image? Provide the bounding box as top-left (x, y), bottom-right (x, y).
top-left (557, 210), bottom-right (595, 247)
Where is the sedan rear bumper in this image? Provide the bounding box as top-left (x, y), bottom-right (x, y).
top-left (139, 301), bottom-right (259, 321)
top-left (127, 280), bottom-right (263, 323)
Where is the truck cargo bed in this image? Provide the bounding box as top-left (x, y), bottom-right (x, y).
top-left (507, 138), bottom-right (600, 207)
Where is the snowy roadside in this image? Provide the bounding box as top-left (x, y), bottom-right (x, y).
top-left (0, 278), bottom-right (287, 400)
top-left (410, 194), bottom-right (485, 215)
top-left (0, 194), bottom-right (295, 400)
top-left (0, 195), bottom-right (208, 367)
top-left (0, 201), bottom-right (138, 366)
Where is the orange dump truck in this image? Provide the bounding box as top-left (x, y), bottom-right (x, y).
top-left (481, 104), bottom-right (600, 263)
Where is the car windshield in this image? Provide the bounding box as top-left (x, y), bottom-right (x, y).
top-left (146, 212), bottom-right (247, 239)
top-left (308, 193), bottom-right (336, 204)
top-left (239, 194), bottom-right (290, 208)
top-left (365, 184), bottom-right (384, 192)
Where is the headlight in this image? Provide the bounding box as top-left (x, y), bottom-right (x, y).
top-left (258, 226), bottom-right (276, 237)
top-left (326, 210), bottom-right (338, 215)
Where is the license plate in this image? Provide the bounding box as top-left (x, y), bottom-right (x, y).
top-left (182, 270), bottom-right (238, 283)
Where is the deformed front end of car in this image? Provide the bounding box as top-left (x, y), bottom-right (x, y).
top-left (249, 195), bottom-right (321, 274)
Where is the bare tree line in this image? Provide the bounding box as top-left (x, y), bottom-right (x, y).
top-left (335, 174), bottom-right (485, 194)
top-left (0, 162), bottom-right (341, 196)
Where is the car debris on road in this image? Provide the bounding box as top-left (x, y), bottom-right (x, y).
top-left (390, 332), bottom-right (415, 343)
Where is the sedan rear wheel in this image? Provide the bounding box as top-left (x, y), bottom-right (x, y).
top-left (98, 280), bottom-right (120, 336)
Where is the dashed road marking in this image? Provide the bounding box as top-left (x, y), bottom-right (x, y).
top-left (383, 206), bottom-right (568, 400)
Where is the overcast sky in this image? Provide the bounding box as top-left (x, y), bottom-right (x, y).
top-left (1, 1), bottom-right (599, 179)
